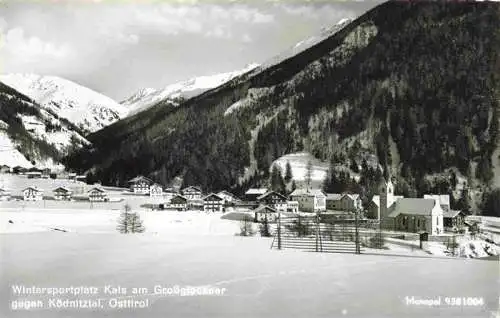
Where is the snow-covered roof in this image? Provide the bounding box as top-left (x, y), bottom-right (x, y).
top-left (326, 193), bottom-right (343, 201)
top-left (203, 193), bottom-right (223, 201)
top-left (23, 186), bottom-right (43, 192)
top-left (343, 194), bottom-right (360, 201)
top-left (53, 186), bottom-right (72, 193)
top-left (245, 188), bottom-right (268, 195)
top-left (128, 175), bottom-right (154, 184)
top-left (424, 194), bottom-right (450, 207)
top-left (257, 191), bottom-right (287, 201)
top-left (290, 188), bottom-right (325, 197)
top-left (88, 187), bottom-right (106, 193)
top-left (443, 210), bottom-right (463, 218)
top-left (388, 199), bottom-right (437, 217)
top-left (254, 205), bottom-right (277, 213)
top-left (182, 186), bottom-right (202, 193)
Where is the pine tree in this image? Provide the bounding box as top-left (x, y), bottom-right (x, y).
top-left (117, 204), bottom-right (146, 233)
top-left (457, 185), bottom-right (472, 215)
top-left (284, 161), bottom-right (293, 183)
top-left (270, 164), bottom-right (286, 193)
top-left (259, 214), bottom-right (272, 237)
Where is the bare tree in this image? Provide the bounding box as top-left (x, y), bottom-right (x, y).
top-left (240, 214), bottom-right (255, 236)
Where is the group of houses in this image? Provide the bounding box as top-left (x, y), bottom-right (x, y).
top-left (0, 185), bottom-right (109, 202)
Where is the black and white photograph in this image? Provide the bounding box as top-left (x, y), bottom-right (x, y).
top-left (0, 0), bottom-right (499, 317)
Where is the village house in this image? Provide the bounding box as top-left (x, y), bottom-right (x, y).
top-left (244, 188), bottom-right (268, 202)
top-left (41, 168), bottom-right (51, 179)
top-left (203, 193), bottom-right (224, 213)
top-left (75, 175), bottom-right (87, 183)
top-left (149, 183), bottom-right (163, 197)
top-left (128, 176), bottom-right (154, 194)
top-left (340, 194), bottom-right (363, 212)
top-left (88, 187), bottom-right (108, 202)
top-left (23, 186), bottom-right (43, 201)
top-left (326, 193), bottom-right (343, 210)
top-left (387, 198), bottom-right (444, 235)
top-left (0, 165), bottom-right (11, 173)
top-left (182, 186), bottom-right (203, 200)
top-left (163, 187), bottom-right (177, 203)
top-left (256, 191), bottom-right (288, 212)
top-left (286, 201), bottom-right (299, 213)
top-left (68, 172), bottom-right (77, 181)
top-left (217, 190), bottom-right (239, 204)
top-left (443, 210), bottom-right (466, 232)
top-left (169, 195), bottom-right (188, 211)
top-left (0, 188), bottom-right (11, 201)
top-left (289, 188), bottom-right (327, 213)
top-left (254, 205), bottom-right (278, 222)
top-left (53, 186), bottom-right (72, 201)
top-left (12, 166), bottom-right (28, 174)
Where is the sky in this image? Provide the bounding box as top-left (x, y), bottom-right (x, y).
top-left (0, 0), bottom-right (383, 101)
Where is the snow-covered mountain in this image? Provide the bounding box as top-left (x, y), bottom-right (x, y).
top-left (0, 74), bottom-right (128, 133)
top-left (121, 63), bottom-right (260, 116)
top-left (0, 82), bottom-right (89, 169)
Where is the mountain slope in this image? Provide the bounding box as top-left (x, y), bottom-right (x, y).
top-left (0, 82), bottom-right (89, 169)
top-left (66, 1), bottom-right (500, 202)
top-left (121, 64), bottom-right (259, 117)
top-left (0, 74), bottom-right (128, 134)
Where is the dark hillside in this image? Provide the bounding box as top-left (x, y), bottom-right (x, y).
top-left (65, 1), bottom-right (500, 201)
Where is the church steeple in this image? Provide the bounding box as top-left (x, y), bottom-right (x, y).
top-left (379, 176), bottom-right (394, 221)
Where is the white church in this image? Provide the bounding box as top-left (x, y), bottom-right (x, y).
top-left (367, 178), bottom-right (444, 235)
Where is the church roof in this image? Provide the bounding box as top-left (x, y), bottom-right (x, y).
top-left (388, 198), bottom-right (438, 217)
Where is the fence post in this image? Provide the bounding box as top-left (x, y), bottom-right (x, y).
top-left (277, 212), bottom-right (281, 250)
top-left (315, 212), bottom-right (320, 252)
top-left (355, 208), bottom-right (360, 254)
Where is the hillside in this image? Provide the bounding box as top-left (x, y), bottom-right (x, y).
top-left (0, 74), bottom-right (128, 134)
top-left (0, 82), bottom-right (89, 169)
top-left (65, 1), bottom-right (500, 207)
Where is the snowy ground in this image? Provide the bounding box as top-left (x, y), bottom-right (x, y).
top-left (1, 231), bottom-right (498, 318)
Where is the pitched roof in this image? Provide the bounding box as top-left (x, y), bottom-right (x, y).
top-left (23, 186), bottom-right (42, 192)
top-left (171, 194), bottom-right (188, 201)
top-left (254, 205), bottom-right (277, 213)
top-left (257, 191), bottom-right (287, 201)
top-left (290, 188), bottom-right (325, 197)
top-left (182, 186), bottom-right (202, 192)
top-left (203, 193), bottom-right (223, 201)
top-left (388, 198), bottom-right (438, 217)
top-left (150, 183), bottom-right (163, 188)
top-left (326, 193), bottom-right (343, 201)
top-left (343, 193), bottom-right (360, 200)
top-left (443, 210), bottom-right (463, 218)
top-left (88, 187), bottom-right (106, 193)
top-left (127, 175), bottom-right (154, 184)
top-left (245, 188), bottom-right (268, 195)
top-left (53, 186), bottom-right (71, 193)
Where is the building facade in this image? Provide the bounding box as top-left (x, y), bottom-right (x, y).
top-left (257, 191), bottom-right (288, 212)
top-left (254, 205), bottom-right (278, 222)
top-left (88, 187), bottom-right (108, 202)
top-left (23, 186), bottom-right (43, 201)
top-left (244, 188), bottom-right (268, 202)
top-left (149, 184), bottom-right (163, 197)
top-left (53, 187), bottom-right (72, 200)
top-left (182, 186), bottom-right (203, 200)
top-left (290, 189), bottom-right (326, 213)
top-left (203, 193), bottom-right (224, 212)
top-left (128, 176), bottom-right (154, 194)
top-left (388, 198), bottom-right (444, 235)
top-left (169, 195), bottom-right (188, 211)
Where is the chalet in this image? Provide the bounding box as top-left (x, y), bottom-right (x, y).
top-left (286, 201), bottom-right (299, 213)
top-left (254, 205), bottom-right (278, 222)
top-left (244, 188), bottom-right (268, 202)
top-left (217, 190), bottom-right (239, 204)
top-left (387, 198), bottom-right (444, 235)
top-left (289, 188), bottom-right (326, 213)
top-left (53, 187), bottom-right (72, 201)
top-left (339, 194), bottom-right (363, 212)
top-left (182, 186), bottom-right (203, 200)
top-left (0, 188), bottom-right (11, 201)
top-left (0, 165), bottom-right (10, 173)
top-left (26, 171), bottom-right (42, 179)
top-left (23, 186), bottom-right (43, 201)
top-left (256, 191), bottom-right (288, 212)
top-left (149, 183), bottom-right (163, 197)
top-left (88, 187), bottom-right (108, 202)
top-left (443, 210), bottom-right (465, 231)
top-left (203, 193), bottom-right (224, 213)
top-left (128, 176), bottom-right (154, 194)
top-left (169, 195), bottom-right (188, 211)
top-left (188, 199), bottom-right (204, 210)
top-left (326, 193), bottom-right (343, 210)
